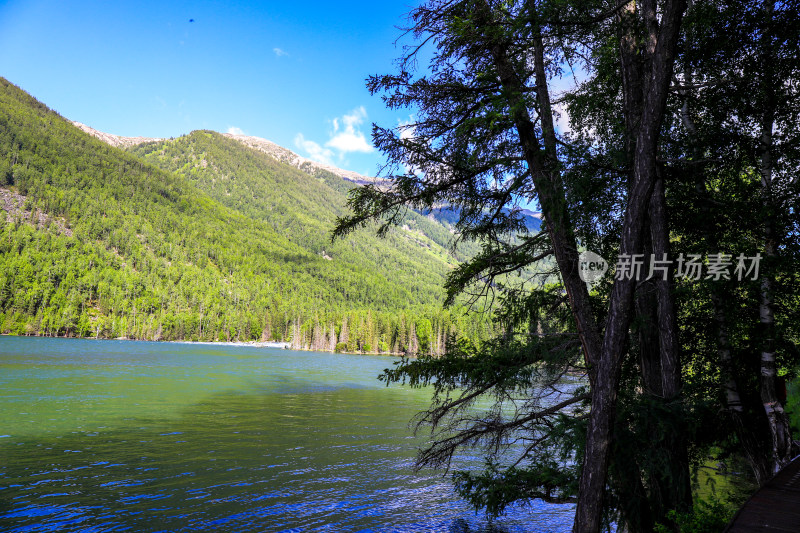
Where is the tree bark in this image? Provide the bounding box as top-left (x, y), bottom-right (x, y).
top-left (648, 172), bottom-right (693, 523)
top-left (626, 14), bottom-right (690, 522)
top-left (573, 2), bottom-right (686, 531)
top-left (478, 1), bottom-right (686, 529)
top-left (649, 175), bottom-right (682, 401)
top-left (573, 0), bottom-right (686, 533)
top-left (758, 0), bottom-right (792, 475)
top-left (483, 10), bottom-right (603, 376)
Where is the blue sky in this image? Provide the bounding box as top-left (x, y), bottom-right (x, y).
top-left (0, 0), bottom-right (423, 177)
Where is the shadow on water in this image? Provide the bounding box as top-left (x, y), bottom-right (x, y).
top-left (449, 517), bottom-right (514, 533)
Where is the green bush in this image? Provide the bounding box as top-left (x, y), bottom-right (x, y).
top-left (654, 498), bottom-right (735, 533)
top-left (785, 380), bottom-right (800, 434)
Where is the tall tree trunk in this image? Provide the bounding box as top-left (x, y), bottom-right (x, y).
top-left (677, 32), bottom-right (774, 484)
top-left (484, 2), bottom-right (686, 530)
top-left (624, 5), bottom-right (690, 521)
top-left (477, 1), bottom-right (687, 529)
top-left (483, 5), bottom-right (602, 367)
top-left (649, 175), bottom-right (681, 402)
top-left (573, 2), bottom-right (687, 531)
top-left (633, 189), bottom-right (689, 528)
top-left (648, 173), bottom-right (693, 523)
top-left (758, 0), bottom-right (792, 474)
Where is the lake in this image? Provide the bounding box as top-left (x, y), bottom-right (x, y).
top-left (0, 336), bottom-right (573, 532)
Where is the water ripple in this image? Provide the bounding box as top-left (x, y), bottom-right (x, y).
top-left (0, 337), bottom-right (574, 532)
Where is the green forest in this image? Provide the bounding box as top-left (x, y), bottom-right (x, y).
top-left (0, 77), bottom-right (492, 352)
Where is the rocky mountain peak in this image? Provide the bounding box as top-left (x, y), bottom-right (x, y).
top-left (221, 133), bottom-right (385, 186)
top-left (72, 122), bottom-right (164, 149)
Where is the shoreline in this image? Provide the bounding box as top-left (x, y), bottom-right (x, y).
top-left (1, 333), bottom-right (408, 357)
top-left (166, 339), bottom-right (292, 349)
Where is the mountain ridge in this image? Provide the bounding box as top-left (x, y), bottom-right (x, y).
top-left (72, 121), bottom-right (165, 149)
top-left (72, 120), bottom-right (385, 186)
top-left (222, 133), bottom-right (387, 186)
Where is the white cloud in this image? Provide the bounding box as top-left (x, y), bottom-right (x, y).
top-left (227, 126), bottom-right (245, 135)
top-left (294, 133), bottom-right (334, 165)
top-left (273, 47), bottom-right (289, 57)
top-left (295, 107), bottom-right (374, 166)
top-left (324, 106), bottom-right (373, 154)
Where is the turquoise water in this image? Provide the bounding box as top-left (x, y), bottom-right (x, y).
top-left (0, 336), bottom-right (573, 532)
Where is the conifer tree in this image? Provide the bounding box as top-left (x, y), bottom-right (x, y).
top-left (331, 0), bottom-right (800, 530)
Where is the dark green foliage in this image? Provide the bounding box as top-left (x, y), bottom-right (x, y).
top-left (785, 381), bottom-right (800, 435)
top-left (336, 0), bottom-right (800, 531)
top-left (654, 498), bottom-right (736, 533)
top-left (454, 459), bottom-right (579, 517)
top-left (379, 295), bottom-right (588, 511)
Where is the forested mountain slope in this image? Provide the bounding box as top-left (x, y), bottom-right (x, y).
top-left (0, 78), bottom-right (491, 350)
top-left (128, 130), bottom-right (466, 276)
